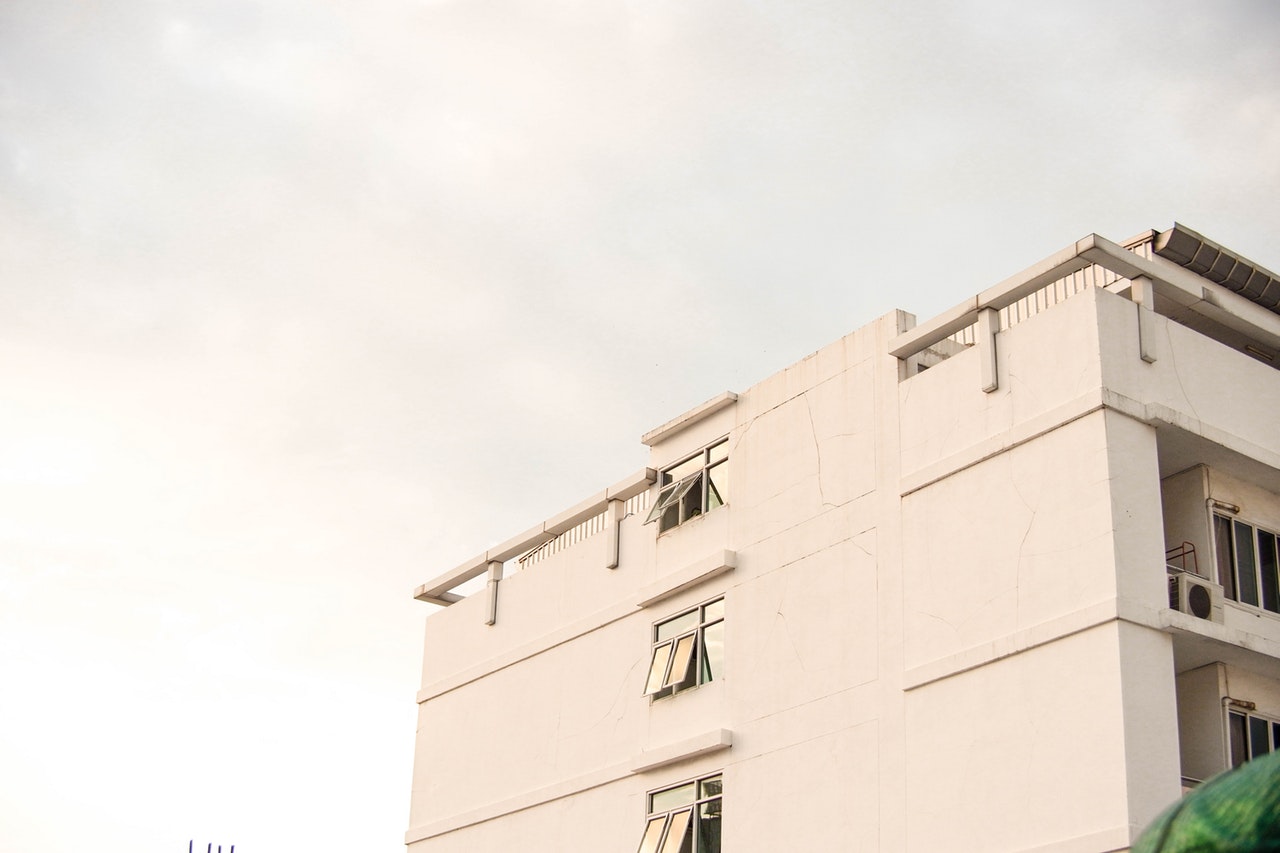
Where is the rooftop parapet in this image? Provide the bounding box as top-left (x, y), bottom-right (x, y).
top-left (891, 228), bottom-right (1280, 387)
top-left (413, 467), bottom-right (656, 606)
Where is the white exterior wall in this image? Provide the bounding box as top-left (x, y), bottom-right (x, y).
top-left (408, 253), bottom-right (1280, 852)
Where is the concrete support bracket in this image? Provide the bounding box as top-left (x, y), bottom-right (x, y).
top-left (484, 560), bottom-right (503, 626)
top-left (978, 306), bottom-right (999, 392)
top-left (1132, 275), bottom-right (1158, 363)
top-left (605, 499), bottom-right (624, 570)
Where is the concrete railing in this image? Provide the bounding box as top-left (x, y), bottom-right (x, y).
top-left (518, 491), bottom-right (650, 569)
top-left (894, 232), bottom-right (1280, 391)
top-left (414, 467), bottom-right (657, 606)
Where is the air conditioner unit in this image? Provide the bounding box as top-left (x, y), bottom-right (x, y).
top-left (1168, 570), bottom-right (1223, 622)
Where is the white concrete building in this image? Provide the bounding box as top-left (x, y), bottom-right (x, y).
top-left (406, 224), bottom-right (1280, 853)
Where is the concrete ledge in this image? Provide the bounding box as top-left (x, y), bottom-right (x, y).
top-left (636, 551), bottom-right (737, 610)
top-left (402, 734), bottom-right (732, 843)
top-left (631, 729), bottom-right (733, 774)
top-left (1016, 825), bottom-right (1133, 853)
top-left (418, 596), bottom-right (641, 703)
top-left (900, 387), bottom-right (1280, 500)
top-left (905, 592), bottom-right (1280, 692)
top-left (642, 392), bottom-right (738, 447)
top-left (903, 599), bottom-right (1128, 690)
top-left (899, 391), bottom-right (1109, 497)
top-left (1161, 604), bottom-right (1280, 661)
top-left (405, 759), bottom-right (634, 844)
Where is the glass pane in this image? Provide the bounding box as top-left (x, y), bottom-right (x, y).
top-left (637, 816), bottom-right (668, 853)
top-left (1251, 715), bottom-right (1271, 758)
top-left (702, 599), bottom-right (724, 622)
top-left (644, 642), bottom-right (674, 695)
top-left (646, 482), bottom-right (684, 523)
top-left (1259, 532), bottom-right (1279, 614)
top-left (651, 475), bottom-right (700, 519)
top-left (698, 799), bottom-right (722, 853)
top-left (706, 462), bottom-right (728, 511)
top-left (656, 474), bottom-right (702, 530)
top-left (1229, 711), bottom-right (1248, 767)
top-left (664, 634), bottom-right (697, 690)
top-left (1236, 520), bottom-right (1259, 607)
top-left (701, 621), bottom-right (724, 684)
top-left (665, 455), bottom-right (703, 484)
top-left (657, 611), bottom-right (699, 642)
top-left (660, 504), bottom-right (680, 532)
top-left (698, 775), bottom-right (723, 798)
top-left (659, 809), bottom-right (692, 853)
top-left (707, 439), bottom-right (729, 464)
top-left (681, 475), bottom-right (704, 521)
top-left (1273, 722), bottom-right (1280, 752)
top-left (1215, 515), bottom-right (1236, 601)
top-left (650, 783), bottom-right (696, 813)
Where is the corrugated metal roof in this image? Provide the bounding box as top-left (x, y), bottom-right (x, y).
top-left (1154, 223), bottom-right (1280, 314)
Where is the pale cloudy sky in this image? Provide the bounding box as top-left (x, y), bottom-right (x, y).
top-left (1, 0), bottom-right (1277, 850)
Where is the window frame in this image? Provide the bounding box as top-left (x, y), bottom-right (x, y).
top-left (1213, 513), bottom-right (1280, 614)
top-left (645, 439), bottom-right (729, 532)
top-left (643, 598), bottom-right (725, 700)
top-left (1227, 707), bottom-right (1280, 768)
top-left (636, 773), bottom-right (722, 853)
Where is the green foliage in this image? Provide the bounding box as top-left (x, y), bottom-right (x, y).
top-left (1133, 750), bottom-right (1280, 852)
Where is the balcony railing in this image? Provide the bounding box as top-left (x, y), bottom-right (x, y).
top-left (518, 491), bottom-right (650, 569)
top-left (945, 233), bottom-right (1155, 348)
top-left (413, 467), bottom-right (657, 606)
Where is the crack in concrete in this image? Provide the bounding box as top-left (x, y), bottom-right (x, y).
top-left (587, 657), bottom-right (640, 736)
top-left (1164, 332), bottom-right (1202, 423)
top-left (803, 392), bottom-right (836, 509)
top-left (775, 607), bottom-right (809, 673)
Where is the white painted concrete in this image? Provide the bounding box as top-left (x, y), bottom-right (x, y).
top-left (408, 230), bottom-right (1280, 851)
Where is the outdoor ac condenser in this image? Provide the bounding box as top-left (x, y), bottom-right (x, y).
top-left (1168, 571), bottom-right (1224, 623)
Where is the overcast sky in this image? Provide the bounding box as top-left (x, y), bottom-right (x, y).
top-left (1, 0), bottom-right (1278, 850)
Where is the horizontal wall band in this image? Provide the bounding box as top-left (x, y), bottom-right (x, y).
top-left (906, 594), bottom-right (1167, 686)
top-left (419, 550), bottom-right (738, 704)
top-left (899, 390), bottom-right (1107, 498)
top-left (900, 387), bottom-right (1279, 499)
top-left (405, 729), bottom-right (733, 844)
top-left (1016, 825), bottom-right (1133, 853)
top-left (405, 759), bottom-right (633, 844)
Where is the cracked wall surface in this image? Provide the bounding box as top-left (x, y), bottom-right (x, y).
top-left (409, 278), bottom-right (1279, 852)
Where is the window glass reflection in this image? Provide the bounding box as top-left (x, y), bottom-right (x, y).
top-left (650, 783), bottom-right (696, 813)
top-left (656, 611), bottom-right (699, 641)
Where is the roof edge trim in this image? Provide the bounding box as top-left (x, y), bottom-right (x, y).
top-left (641, 391), bottom-right (738, 447)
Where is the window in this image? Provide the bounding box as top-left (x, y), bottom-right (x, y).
top-left (636, 774), bottom-right (722, 853)
top-left (645, 439), bottom-right (729, 532)
top-left (1228, 708), bottom-right (1280, 768)
top-left (1214, 514), bottom-right (1280, 613)
top-left (643, 599), bottom-right (724, 699)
